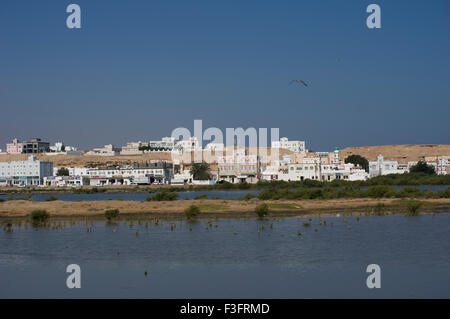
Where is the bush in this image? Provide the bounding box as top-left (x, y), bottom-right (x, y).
top-left (184, 205), bottom-right (200, 219)
top-left (30, 209), bottom-right (50, 223)
top-left (365, 185), bottom-right (396, 198)
top-left (372, 203), bottom-right (386, 216)
top-left (147, 190), bottom-right (179, 201)
top-left (238, 193), bottom-right (256, 200)
top-left (405, 200), bottom-right (422, 216)
top-left (45, 195), bottom-right (58, 201)
top-left (0, 198), bottom-right (4, 203)
top-left (105, 208), bottom-right (120, 220)
top-left (258, 189), bottom-right (275, 200)
top-left (254, 203), bottom-right (269, 218)
top-left (193, 194), bottom-right (209, 200)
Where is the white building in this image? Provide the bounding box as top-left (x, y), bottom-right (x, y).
top-left (283, 157), bottom-right (321, 181)
top-left (271, 137), bottom-right (306, 154)
top-left (43, 176), bottom-right (89, 187)
top-left (85, 144), bottom-right (120, 156)
top-left (120, 142), bottom-right (146, 155)
top-left (46, 142), bottom-right (82, 156)
top-left (369, 155), bottom-right (406, 177)
top-left (321, 163), bottom-right (368, 181)
top-left (87, 161), bottom-right (173, 186)
top-left (218, 148), bottom-right (259, 183)
top-left (148, 137), bottom-right (176, 151)
top-left (0, 156), bottom-right (53, 187)
top-left (53, 167), bottom-right (89, 177)
top-left (175, 137), bottom-right (201, 153)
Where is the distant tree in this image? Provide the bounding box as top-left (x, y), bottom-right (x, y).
top-left (191, 162), bottom-right (211, 180)
top-left (56, 168), bottom-right (70, 176)
top-left (61, 144), bottom-right (65, 152)
top-left (409, 160), bottom-right (436, 175)
top-left (345, 154), bottom-right (369, 172)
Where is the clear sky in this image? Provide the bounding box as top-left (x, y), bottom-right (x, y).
top-left (1, 0), bottom-right (449, 151)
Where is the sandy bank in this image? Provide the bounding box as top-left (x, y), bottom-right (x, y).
top-left (1, 198), bottom-right (450, 220)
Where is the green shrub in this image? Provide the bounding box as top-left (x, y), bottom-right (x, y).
top-left (147, 191), bottom-right (178, 201)
top-left (105, 208), bottom-right (120, 220)
top-left (258, 190), bottom-right (274, 200)
top-left (254, 203), bottom-right (269, 218)
top-left (0, 198), bottom-right (4, 203)
top-left (365, 185), bottom-right (396, 198)
top-left (30, 209), bottom-right (50, 223)
top-left (193, 194), bottom-right (209, 200)
top-left (45, 195), bottom-right (58, 201)
top-left (372, 203), bottom-right (386, 216)
top-left (184, 205), bottom-right (200, 219)
top-left (238, 193), bottom-right (256, 200)
top-left (405, 200), bottom-right (422, 216)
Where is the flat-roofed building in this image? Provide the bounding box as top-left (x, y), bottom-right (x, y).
top-left (6, 138), bottom-right (23, 154)
top-left (22, 138), bottom-right (50, 154)
top-left (0, 156), bottom-right (53, 186)
top-left (271, 137), bottom-right (306, 154)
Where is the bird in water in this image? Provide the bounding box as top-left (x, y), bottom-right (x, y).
top-left (289, 79), bottom-right (308, 87)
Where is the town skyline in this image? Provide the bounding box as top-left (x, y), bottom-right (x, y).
top-left (1, 0), bottom-right (449, 151)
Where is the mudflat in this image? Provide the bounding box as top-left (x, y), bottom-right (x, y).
top-left (1, 198), bottom-right (450, 219)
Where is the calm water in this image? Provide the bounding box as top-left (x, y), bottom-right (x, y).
top-left (0, 213), bottom-right (449, 298)
top-left (0, 185), bottom-right (448, 202)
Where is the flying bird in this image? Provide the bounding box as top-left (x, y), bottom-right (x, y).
top-left (289, 79), bottom-right (308, 87)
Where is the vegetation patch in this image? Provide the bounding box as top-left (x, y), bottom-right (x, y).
top-left (267, 203), bottom-right (302, 210)
top-left (147, 190), bottom-right (178, 201)
top-left (197, 204), bottom-right (227, 211)
top-left (254, 203), bottom-right (269, 218)
top-left (184, 205), bottom-right (200, 219)
top-left (193, 194), bottom-right (209, 200)
top-left (105, 208), bottom-right (120, 220)
top-left (30, 209), bottom-right (50, 223)
top-left (45, 195), bottom-right (58, 202)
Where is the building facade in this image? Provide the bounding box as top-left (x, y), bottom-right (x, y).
top-left (271, 137), bottom-right (306, 153)
top-left (22, 138), bottom-right (50, 154)
top-left (218, 149), bottom-right (260, 183)
top-left (369, 155), bottom-right (406, 177)
top-left (85, 144), bottom-right (120, 156)
top-left (6, 138), bottom-right (23, 154)
top-left (0, 156), bottom-right (53, 186)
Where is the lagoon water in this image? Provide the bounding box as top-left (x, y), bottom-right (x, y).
top-left (0, 213), bottom-right (449, 298)
top-left (0, 185), bottom-right (447, 202)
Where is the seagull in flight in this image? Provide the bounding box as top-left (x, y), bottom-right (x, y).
top-left (289, 79), bottom-right (308, 87)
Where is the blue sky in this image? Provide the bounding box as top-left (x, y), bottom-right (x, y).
top-left (0, 0), bottom-right (449, 151)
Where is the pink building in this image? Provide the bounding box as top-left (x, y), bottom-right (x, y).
top-left (6, 139), bottom-right (23, 154)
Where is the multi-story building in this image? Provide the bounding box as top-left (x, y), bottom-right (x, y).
top-left (218, 148), bottom-right (260, 183)
top-left (87, 161), bottom-right (173, 186)
top-left (6, 138), bottom-right (23, 154)
top-left (281, 157), bottom-right (322, 181)
top-left (22, 138), bottom-right (50, 154)
top-left (0, 156), bottom-right (53, 186)
top-left (271, 137), bottom-right (306, 154)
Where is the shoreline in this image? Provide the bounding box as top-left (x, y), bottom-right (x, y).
top-left (1, 198), bottom-right (450, 221)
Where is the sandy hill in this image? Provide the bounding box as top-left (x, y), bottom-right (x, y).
top-left (340, 144), bottom-right (450, 164)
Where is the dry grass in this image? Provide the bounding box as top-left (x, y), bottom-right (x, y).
top-left (1, 198), bottom-right (449, 218)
